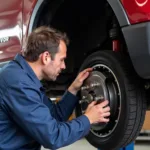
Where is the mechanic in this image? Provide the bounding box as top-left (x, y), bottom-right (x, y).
top-left (0, 26), bottom-right (110, 150)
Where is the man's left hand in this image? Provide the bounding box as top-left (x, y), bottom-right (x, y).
top-left (68, 68), bottom-right (93, 95)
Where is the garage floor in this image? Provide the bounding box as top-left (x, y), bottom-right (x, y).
top-left (41, 138), bottom-right (150, 150)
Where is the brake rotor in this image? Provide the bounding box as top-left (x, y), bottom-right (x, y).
top-left (79, 66), bottom-right (120, 137)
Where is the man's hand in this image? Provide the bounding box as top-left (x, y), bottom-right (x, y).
top-left (84, 100), bottom-right (110, 124)
top-left (68, 68), bottom-right (93, 95)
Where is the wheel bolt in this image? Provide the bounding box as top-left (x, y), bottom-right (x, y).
top-left (79, 97), bottom-right (88, 104)
top-left (95, 96), bottom-right (104, 101)
top-left (79, 100), bottom-right (83, 104)
top-left (82, 96), bottom-right (86, 99)
top-left (81, 85), bottom-right (90, 90)
top-left (90, 83), bottom-right (100, 88)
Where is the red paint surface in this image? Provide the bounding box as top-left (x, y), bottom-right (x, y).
top-left (121, 0), bottom-right (150, 24)
top-left (0, 0), bottom-right (23, 62)
top-left (1, 0), bottom-right (150, 61)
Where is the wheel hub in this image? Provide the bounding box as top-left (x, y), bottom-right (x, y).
top-left (79, 65), bottom-right (121, 137)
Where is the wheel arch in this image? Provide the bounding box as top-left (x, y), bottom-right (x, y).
top-left (28, 0), bottom-right (129, 74)
top-left (107, 0), bottom-right (130, 27)
top-left (28, 0), bottom-right (63, 35)
top-left (28, 0), bottom-right (44, 35)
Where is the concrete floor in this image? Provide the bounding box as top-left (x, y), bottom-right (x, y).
top-left (41, 138), bottom-right (150, 150)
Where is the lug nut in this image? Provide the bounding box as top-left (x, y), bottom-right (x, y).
top-left (79, 100), bottom-right (83, 104)
top-left (79, 97), bottom-right (88, 104)
top-left (95, 96), bottom-right (104, 101)
top-left (82, 96), bottom-right (86, 99)
top-left (90, 83), bottom-right (100, 88)
top-left (81, 85), bottom-right (90, 90)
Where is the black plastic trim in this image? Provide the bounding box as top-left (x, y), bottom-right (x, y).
top-left (107, 0), bottom-right (130, 27)
top-left (122, 22), bottom-right (150, 79)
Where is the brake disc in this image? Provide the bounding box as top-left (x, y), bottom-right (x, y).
top-left (79, 65), bottom-right (121, 137)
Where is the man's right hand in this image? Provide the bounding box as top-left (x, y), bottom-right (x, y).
top-left (84, 100), bottom-right (110, 124)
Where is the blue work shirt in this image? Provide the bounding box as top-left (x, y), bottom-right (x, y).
top-left (0, 54), bottom-right (90, 150)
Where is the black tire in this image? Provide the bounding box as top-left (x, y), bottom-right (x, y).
top-left (76, 50), bottom-right (146, 150)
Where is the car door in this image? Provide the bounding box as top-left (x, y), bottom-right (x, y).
top-left (0, 0), bottom-right (23, 66)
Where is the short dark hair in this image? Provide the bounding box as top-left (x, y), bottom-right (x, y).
top-left (22, 26), bottom-right (69, 62)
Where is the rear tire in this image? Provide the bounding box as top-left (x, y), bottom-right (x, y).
top-left (76, 50), bottom-right (146, 150)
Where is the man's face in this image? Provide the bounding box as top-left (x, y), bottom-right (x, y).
top-left (43, 40), bottom-right (67, 81)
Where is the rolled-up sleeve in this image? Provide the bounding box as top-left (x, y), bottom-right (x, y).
top-left (3, 82), bottom-right (90, 149)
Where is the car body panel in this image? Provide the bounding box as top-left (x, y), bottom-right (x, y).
top-left (0, 0), bottom-right (150, 79)
top-left (0, 0), bottom-right (23, 62)
top-left (121, 0), bottom-right (150, 24)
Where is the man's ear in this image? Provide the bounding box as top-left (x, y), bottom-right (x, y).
top-left (41, 51), bottom-right (51, 65)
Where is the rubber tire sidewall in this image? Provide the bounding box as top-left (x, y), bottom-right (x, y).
top-left (77, 50), bottom-right (141, 149)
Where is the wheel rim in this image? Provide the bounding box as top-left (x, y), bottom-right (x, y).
top-left (79, 64), bottom-right (121, 137)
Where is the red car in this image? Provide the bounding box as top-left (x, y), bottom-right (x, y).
top-left (0, 0), bottom-right (150, 149)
